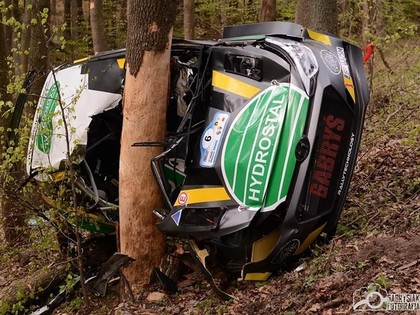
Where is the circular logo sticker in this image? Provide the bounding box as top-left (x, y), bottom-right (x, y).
top-left (320, 50), bottom-right (341, 75)
top-left (178, 192), bottom-right (188, 205)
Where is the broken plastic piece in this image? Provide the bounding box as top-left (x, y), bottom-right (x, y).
top-left (188, 239), bottom-right (235, 301)
top-left (31, 277), bottom-right (80, 315)
top-left (85, 253), bottom-right (134, 296)
top-left (152, 267), bottom-right (178, 293)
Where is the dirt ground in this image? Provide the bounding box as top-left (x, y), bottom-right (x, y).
top-left (2, 123), bottom-right (415, 315)
top-left (100, 227), bottom-right (419, 315)
top-left (1, 224), bottom-right (419, 314)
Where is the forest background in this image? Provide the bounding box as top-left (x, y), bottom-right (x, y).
top-left (0, 0), bottom-right (419, 314)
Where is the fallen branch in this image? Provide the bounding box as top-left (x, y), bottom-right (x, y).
top-left (397, 259), bottom-right (419, 271)
top-left (323, 297), bottom-right (345, 309)
top-left (0, 263), bottom-right (68, 311)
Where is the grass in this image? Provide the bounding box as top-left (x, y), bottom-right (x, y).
top-left (341, 39), bottom-right (419, 236)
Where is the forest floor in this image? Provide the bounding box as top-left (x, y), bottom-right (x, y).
top-left (1, 40), bottom-right (419, 315)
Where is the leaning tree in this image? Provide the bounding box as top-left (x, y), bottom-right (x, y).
top-left (259, 0), bottom-right (277, 22)
top-left (295, 0), bottom-right (338, 35)
top-left (119, 0), bottom-right (179, 295)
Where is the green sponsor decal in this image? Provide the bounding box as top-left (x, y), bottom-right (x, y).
top-left (263, 85), bottom-right (309, 211)
top-left (36, 82), bottom-right (60, 153)
top-left (222, 84), bottom-right (309, 211)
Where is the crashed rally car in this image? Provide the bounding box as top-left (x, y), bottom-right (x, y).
top-left (25, 22), bottom-right (369, 295)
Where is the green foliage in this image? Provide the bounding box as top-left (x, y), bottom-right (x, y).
top-left (355, 261), bottom-right (367, 270)
top-left (277, 0), bottom-right (297, 22)
top-left (103, 0), bottom-right (127, 49)
top-left (60, 272), bottom-right (79, 294)
top-left (375, 274), bottom-right (392, 289)
top-left (336, 222), bottom-right (362, 238)
top-left (65, 296), bottom-right (83, 311)
top-left (0, 300), bottom-right (10, 315)
top-left (191, 0), bottom-right (296, 39)
top-left (196, 295), bottom-right (218, 314)
top-left (338, 0), bottom-right (418, 45)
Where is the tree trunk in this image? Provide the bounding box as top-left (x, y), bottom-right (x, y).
top-left (49, 0), bottom-right (61, 42)
top-left (220, 0), bottom-right (228, 27)
top-left (120, 0), bottom-right (179, 295)
top-left (3, 0), bottom-right (22, 76)
top-left (0, 0), bottom-right (52, 248)
top-left (3, 0), bottom-right (20, 52)
top-left (64, 0), bottom-right (71, 39)
top-left (71, 0), bottom-right (78, 39)
top-left (295, 0), bottom-right (338, 35)
top-left (259, 0), bottom-right (276, 22)
top-left (82, 0), bottom-right (90, 24)
top-left (90, 0), bottom-right (108, 54)
top-left (20, 3), bottom-right (32, 75)
top-left (50, 0), bottom-right (56, 16)
top-left (29, 0), bottom-right (50, 98)
top-left (116, 0), bottom-right (127, 47)
top-left (0, 197), bottom-right (27, 245)
top-left (0, 25), bottom-right (8, 95)
top-left (0, 26), bottom-right (24, 247)
top-left (0, 2), bottom-right (29, 246)
top-left (183, 0), bottom-right (195, 39)
top-left (3, 0), bottom-right (13, 52)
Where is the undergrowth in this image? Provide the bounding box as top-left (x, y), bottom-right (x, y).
top-left (341, 38), bottom-right (419, 236)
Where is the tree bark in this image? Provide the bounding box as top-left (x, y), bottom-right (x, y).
top-left (29, 0), bottom-right (50, 98)
top-left (64, 0), bottom-right (71, 39)
top-left (90, 0), bottom-right (108, 54)
top-left (3, 0), bottom-right (20, 53)
top-left (3, 0), bottom-right (13, 53)
top-left (120, 0), bottom-right (179, 295)
top-left (116, 0), bottom-right (127, 47)
top-left (20, 3), bottom-right (32, 75)
top-left (183, 0), bottom-right (195, 39)
top-left (50, 0), bottom-right (56, 16)
top-left (0, 0), bottom-right (51, 248)
top-left (71, 0), bottom-right (78, 39)
top-left (0, 26), bottom-right (8, 96)
top-left (0, 25), bottom-right (23, 247)
top-left (220, 0), bottom-right (228, 27)
top-left (295, 0), bottom-right (338, 35)
top-left (259, 0), bottom-right (276, 22)
top-left (3, 0), bottom-right (22, 76)
top-left (0, 2), bottom-right (29, 246)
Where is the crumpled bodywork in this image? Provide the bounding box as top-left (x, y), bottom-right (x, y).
top-left (154, 23), bottom-right (369, 283)
top-left (26, 23), bottom-right (369, 293)
top-left (27, 50), bottom-right (125, 181)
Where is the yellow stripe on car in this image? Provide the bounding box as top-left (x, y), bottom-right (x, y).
top-left (344, 75), bottom-right (356, 102)
top-left (73, 56), bottom-right (89, 63)
top-left (212, 70), bottom-right (261, 99)
top-left (251, 228), bottom-right (282, 262)
top-left (294, 223), bottom-right (327, 255)
top-left (116, 58), bottom-right (126, 69)
top-left (307, 29), bottom-right (332, 46)
top-left (244, 272), bottom-right (272, 281)
top-left (174, 186), bottom-right (231, 207)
